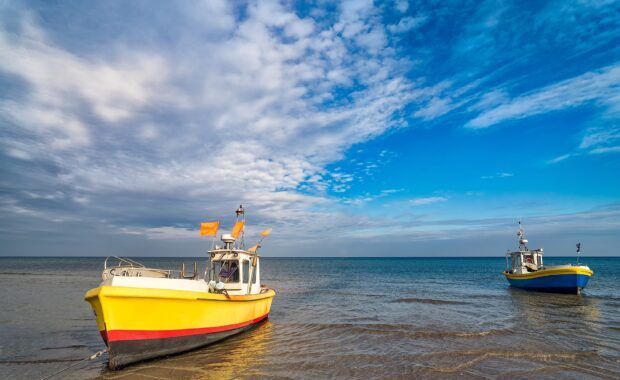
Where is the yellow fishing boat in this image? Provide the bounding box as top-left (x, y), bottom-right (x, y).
top-left (85, 206), bottom-right (275, 369)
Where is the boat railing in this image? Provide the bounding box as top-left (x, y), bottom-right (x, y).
top-left (104, 256), bottom-right (146, 269)
top-left (102, 256), bottom-right (199, 280)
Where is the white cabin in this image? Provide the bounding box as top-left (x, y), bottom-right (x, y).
top-left (99, 232), bottom-right (264, 296)
top-left (98, 205), bottom-right (267, 297)
top-left (207, 249), bottom-right (262, 296)
top-left (505, 223), bottom-right (544, 274)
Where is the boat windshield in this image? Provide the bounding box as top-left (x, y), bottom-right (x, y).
top-left (215, 260), bottom-right (239, 283)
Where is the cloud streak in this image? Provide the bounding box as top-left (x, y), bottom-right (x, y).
top-left (409, 197), bottom-right (447, 206)
top-left (481, 172), bottom-right (513, 179)
top-left (466, 64), bottom-right (620, 129)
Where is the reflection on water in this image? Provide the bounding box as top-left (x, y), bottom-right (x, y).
top-left (499, 288), bottom-right (618, 379)
top-left (1, 257), bottom-right (619, 379)
top-left (509, 287), bottom-right (602, 327)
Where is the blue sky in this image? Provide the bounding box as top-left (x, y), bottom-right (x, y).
top-left (0, 0), bottom-right (619, 256)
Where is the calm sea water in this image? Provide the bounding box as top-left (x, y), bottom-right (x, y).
top-left (0, 257), bottom-right (619, 379)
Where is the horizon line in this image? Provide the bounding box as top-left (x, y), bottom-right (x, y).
top-left (0, 255), bottom-right (617, 259)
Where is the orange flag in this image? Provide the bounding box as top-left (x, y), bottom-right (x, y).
top-left (231, 221), bottom-right (245, 238)
top-left (260, 228), bottom-right (272, 237)
top-left (200, 221), bottom-right (219, 237)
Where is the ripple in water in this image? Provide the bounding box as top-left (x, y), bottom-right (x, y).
top-left (0, 257), bottom-right (619, 379)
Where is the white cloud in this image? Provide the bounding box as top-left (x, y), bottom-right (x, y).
top-left (5, 147), bottom-right (33, 161)
top-left (544, 123), bottom-right (620, 164)
top-left (395, 0), bottom-right (409, 13)
top-left (467, 64), bottom-right (620, 128)
top-left (138, 124), bottom-right (160, 140)
top-left (589, 146), bottom-right (620, 154)
top-left (547, 154), bottom-right (572, 164)
top-left (481, 172), bottom-right (513, 179)
top-left (467, 89), bottom-right (509, 112)
top-left (355, 26), bottom-right (388, 53)
top-left (388, 16), bottom-right (427, 33)
top-left (409, 196), bottom-right (447, 206)
top-left (343, 188), bottom-right (403, 206)
top-left (413, 96), bottom-right (452, 119)
top-left (120, 226), bottom-right (198, 240)
top-left (0, 1), bottom-right (419, 240)
top-left (580, 124), bottom-right (620, 152)
top-left (0, 22), bottom-right (169, 123)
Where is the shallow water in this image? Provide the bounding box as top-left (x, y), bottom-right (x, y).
top-left (0, 257), bottom-right (619, 379)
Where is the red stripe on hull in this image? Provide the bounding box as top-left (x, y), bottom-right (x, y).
top-left (100, 330), bottom-right (108, 344)
top-left (105, 313), bottom-right (269, 342)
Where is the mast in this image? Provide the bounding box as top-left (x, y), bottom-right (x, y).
top-left (517, 220), bottom-right (528, 252)
top-left (235, 205), bottom-right (245, 249)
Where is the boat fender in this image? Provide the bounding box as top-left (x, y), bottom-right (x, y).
top-left (207, 280), bottom-right (216, 292)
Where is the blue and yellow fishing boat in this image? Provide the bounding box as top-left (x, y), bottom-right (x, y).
top-left (503, 222), bottom-right (593, 294)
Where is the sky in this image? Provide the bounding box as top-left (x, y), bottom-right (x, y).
top-left (0, 0), bottom-right (619, 257)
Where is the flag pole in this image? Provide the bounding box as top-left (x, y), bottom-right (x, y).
top-left (200, 220), bottom-right (220, 279)
top-left (246, 227), bottom-right (271, 295)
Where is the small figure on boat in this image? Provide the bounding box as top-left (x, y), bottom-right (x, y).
top-left (503, 221), bottom-right (593, 294)
top-left (84, 205), bottom-right (276, 369)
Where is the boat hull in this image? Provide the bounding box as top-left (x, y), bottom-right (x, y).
top-left (503, 266), bottom-right (593, 294)
top-left (85, 285), bottom-right (275, 369)
top-left (106, 315), bottom-right (267, 368)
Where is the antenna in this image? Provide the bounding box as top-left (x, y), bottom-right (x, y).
top-left (235, 205), bottom-right (245, 249)
top-left (517, 220), bottom-right (528, 251)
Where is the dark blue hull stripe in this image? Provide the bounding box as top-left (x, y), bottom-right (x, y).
top-left (507, 273), bottom-right (590, 293)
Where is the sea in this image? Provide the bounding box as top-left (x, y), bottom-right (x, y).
top-left (0, 257), bottom-right (619, 379)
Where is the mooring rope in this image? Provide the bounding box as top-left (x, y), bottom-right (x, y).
top-left (39, 349), bottom-right (107, 380)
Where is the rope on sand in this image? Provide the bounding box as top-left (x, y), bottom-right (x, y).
top-left (39, 349), bottom-right (107, 380)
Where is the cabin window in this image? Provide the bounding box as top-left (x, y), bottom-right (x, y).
top-left (243, 260), bottom-right (249, 283)
top-left (242, 260), bottom-right (258, 284)
top-left (216, 260), bottom-right (239, 283)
